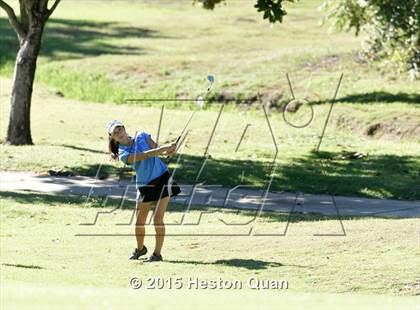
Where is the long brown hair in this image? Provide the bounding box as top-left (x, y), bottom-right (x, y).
top-left (108, 134), bottom-right (119, 161)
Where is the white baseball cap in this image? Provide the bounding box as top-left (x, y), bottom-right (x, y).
top-left (106, 120), bottom-right (124, 135)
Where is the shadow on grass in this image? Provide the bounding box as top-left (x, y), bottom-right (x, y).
top-left (0, 190), bottom-right (360, 223)
top-left (0, 190), bottom-right (99, 206)
top-left (164, 258), bottom-right (284, 270)
top-left (2, 263), bottom-right (43, 270)
top-left (6, 149), bottom-right (418, 200)
top-left (0, 17), bottom-right (171, 64)
top-left (54, 163), bottom-right (120, 179)
top-left (282, 150), bottom-right (420, 200)
top-left (314, 91), bottom-right (420, 105)
top-left (167, 152), bottom-right (420, 200)
top-left (59, 144), bottom-right (108, 155)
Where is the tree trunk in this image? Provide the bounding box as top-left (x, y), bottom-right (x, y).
top-left (5, 23), bottom-right (44, 145)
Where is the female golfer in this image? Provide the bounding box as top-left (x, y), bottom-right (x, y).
top-left (107, 120), bottom-right (181, 262)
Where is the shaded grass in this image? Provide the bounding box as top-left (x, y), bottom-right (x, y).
top-left (323, 91), bottom-right (420, 105)
top-left (2, 140), bottom-right (419, 200)
top-left (0, 190), bottom-right (369, 223)
top-left (0, 18), bottom-right (153, 64)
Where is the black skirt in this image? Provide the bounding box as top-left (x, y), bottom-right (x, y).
top-left (136, 171), bottom-right (181, 203)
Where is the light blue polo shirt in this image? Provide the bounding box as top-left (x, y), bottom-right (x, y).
top-left (118, 132), bottom-right (168, 187)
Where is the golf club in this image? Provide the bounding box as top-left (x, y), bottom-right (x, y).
top-left (196, 75), bottom-right (215, 108)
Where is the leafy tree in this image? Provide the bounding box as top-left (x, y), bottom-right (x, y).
top-left (0, 0), bottom-right (61, 145)
top-left (194, 0), bottom-right (296, 23)
top-left (320, 0), bottom-right (419, 79)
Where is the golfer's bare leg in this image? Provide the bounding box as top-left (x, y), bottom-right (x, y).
top-left (153, 196), bottom-right (169, 256)
top-left (135, 202), bottom-right (150, 249)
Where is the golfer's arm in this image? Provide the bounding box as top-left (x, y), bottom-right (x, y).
top-left (126, 147), bottom-right (167, 164)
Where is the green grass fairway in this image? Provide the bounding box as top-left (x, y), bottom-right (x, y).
top-left (0, 192), bottom-right (419, 309)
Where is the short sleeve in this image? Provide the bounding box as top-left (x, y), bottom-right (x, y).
top-left (134, 132), bottom-right (151, 152)
top-left (119, 148), bottom-right (130, 165)
top-left (140, 132), bottom-right (151, 142)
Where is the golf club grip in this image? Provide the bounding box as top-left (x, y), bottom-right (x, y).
top-left (165, 136), bottom-right (181, 160)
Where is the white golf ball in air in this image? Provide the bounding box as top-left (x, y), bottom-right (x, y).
top-left (196, 96), bottom-right (204, 108)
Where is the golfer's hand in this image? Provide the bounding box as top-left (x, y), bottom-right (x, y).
top-left (168, 148), bottom-right (178, 157)
top-left (168, 142), bottom-right (178, 156)
top-left (163, 143), bottom-right (176, 155)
